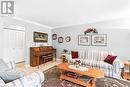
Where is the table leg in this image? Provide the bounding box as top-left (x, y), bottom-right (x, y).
top-left (121, 68), bottom-right (124, 78)
top-left (129, 66), bottom-right (130, 76)
top-left (55, 53), bottom-right (56, 61)
top-left (37, 56), bottom-right (39, 68)
top-left (90, 78), bottom-right (95, 87)
top-left (59, 69), bottom-right (64, 80)
top-left (59, 70), bottom-right (62, 80)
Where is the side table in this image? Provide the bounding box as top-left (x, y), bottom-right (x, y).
top-left (122, 60), bottom-right (130, 80)
top-left (61, 53), bottom-right (68, 63)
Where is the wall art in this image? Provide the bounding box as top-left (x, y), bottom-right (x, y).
top-left (92, 34), bottom-right (107, 46)
top-left (58, 37), bottom-right (63, 43)
top-left (65, 36), bottom-right (71, 42)
top-left (78, 35), bottom-right (91, 46)
top-left (34, 32), bottom-right (48, 42)
top-left (52, 34), bottom-right (57, 40)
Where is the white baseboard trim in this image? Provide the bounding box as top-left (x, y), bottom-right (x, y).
top-left (15, 60), bottom-right (25, 64)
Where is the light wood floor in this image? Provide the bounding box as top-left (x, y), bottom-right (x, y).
top-left (16, 59), bottom-right (62, 75)
top-left (123, 72), bottom-right (130, 80)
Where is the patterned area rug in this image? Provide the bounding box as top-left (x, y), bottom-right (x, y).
top-left (42, 66), bottom-right (130, 87)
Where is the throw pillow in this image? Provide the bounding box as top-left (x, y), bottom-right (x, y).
top-left (0, 59), bottom-right (9, 71)
top-left (71, 51), bottom-right (78, 59)
top-left (104, 55), bottom-right (117, 64)
top-left (0, 69), bottom-right (24, 83)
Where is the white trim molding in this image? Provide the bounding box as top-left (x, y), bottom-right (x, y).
top-left (13, 16), bottom-right (52, 29)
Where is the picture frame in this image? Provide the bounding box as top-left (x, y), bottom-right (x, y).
top-left (78, 35), bottom-right (91, 46)
top-left (58, 37), bottom-right (63, 43)
top-left (65, 36), bottom-right (71, 42)
top-left (34, 32), bottom-right (48, 42)
top-left (91, 34), bottom-right (107, 46)
top-left (52, 34), bottom-right (57, 40)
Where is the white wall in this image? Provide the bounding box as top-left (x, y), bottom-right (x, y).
top-left (52, 18), bottom-right (130, 61)
top-left (0, 18), bottom-right (4, 59)
top-left (0, 17), bottom-right (52, 65)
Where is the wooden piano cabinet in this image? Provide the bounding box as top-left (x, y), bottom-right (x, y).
top-left (30, 46), bottom-right (56, 67)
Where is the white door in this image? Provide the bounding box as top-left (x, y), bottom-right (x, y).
top-left (4, 28), bottom-right (25, 63)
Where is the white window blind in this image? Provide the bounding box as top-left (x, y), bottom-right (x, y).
top-left (3, 26), bottom-right (25, 63)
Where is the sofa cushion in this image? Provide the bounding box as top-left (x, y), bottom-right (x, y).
top-left (104, 55), bottom-right (117, 64)
top-left (71, 51), bottom-right (78, 59)
top-left (98, 61), bottom-right (113, 69)
top-left (0, 59), bottom-right (9, 71)
top-left (78, 50), bottom-right (86, 59)
top-left (81, 59), bottom-right (113, 69)
top-left (0, 69), bottom-right (24, 83)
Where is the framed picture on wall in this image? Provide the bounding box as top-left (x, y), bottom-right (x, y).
top-left (92, 34), bottom-right (107, 46)
top-left (65, 36), bottom-right (71, 42)
top-left (34, 32), bottom-right (48, 42)
top-left (58, 37), bottom-right (63, 43)
top-left (52, 34), bottom-right (57, 40)
top-left (78, 35), bottom-right (91, 46)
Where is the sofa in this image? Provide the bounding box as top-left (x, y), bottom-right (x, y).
top-left (67, 50), bottom-right (124, 79)
top-left (0, 59), bottom-right (44, 87)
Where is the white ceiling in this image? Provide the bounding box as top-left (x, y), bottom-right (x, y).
top-left (14, 0), bottom-right (130, 28)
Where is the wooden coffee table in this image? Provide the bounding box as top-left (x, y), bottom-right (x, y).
top-left (57, 63), bottom-right (104, 87)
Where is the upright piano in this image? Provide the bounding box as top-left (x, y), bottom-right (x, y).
top-left (30, 46), bottom-right (56, 67)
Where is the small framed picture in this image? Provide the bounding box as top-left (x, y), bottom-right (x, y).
top-left (65, 36), bottom-right (71, 42)
top-left (92, 34), bottom-right (107, 46)
top-left (52, 34), bottom-right (57, 40)
top-left (58, 37), bottom-right (63, 43)
top-left (78, 35), bottom-right (91, 46)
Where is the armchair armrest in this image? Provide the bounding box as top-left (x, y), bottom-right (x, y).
top-left (113, 59), bottom-right (124, 74)
top-left (5, 77), bottom-right (28, 87)
top-left (3, 60), bottom-right (16, 69)
top-left (29, 71), bottom-right (44, 83)
top-left (5, 71), bottom-right (44, 87)
top-left (26, 71), bottom-right (44, 87)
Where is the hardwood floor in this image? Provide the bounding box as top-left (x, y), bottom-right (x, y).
top-left (123, 72), bottom-right (130, 80)
top-left (16, 59), bottom-right (61, 75)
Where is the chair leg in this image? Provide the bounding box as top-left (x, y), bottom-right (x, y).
top-left (43, 58), bottom-right (46, 66)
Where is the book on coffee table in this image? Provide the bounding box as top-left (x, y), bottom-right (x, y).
top-left (79, 76), bottom-right (93, 83)
top-left (64, 71), bottom-right (78, 79)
